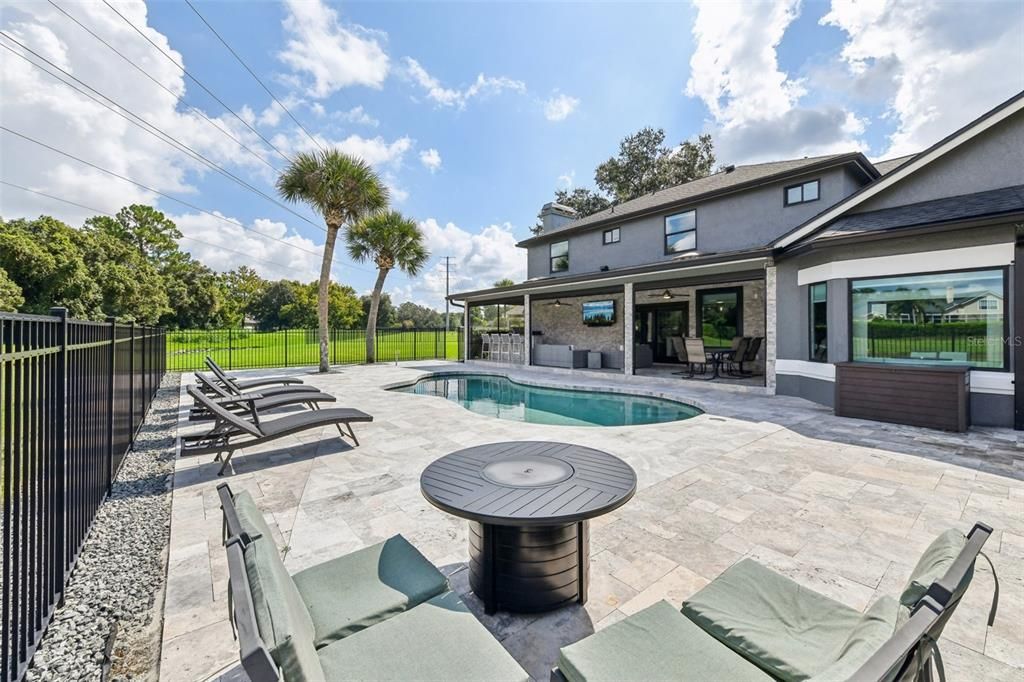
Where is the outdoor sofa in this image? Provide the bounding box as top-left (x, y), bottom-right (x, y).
top-left (552, 523), bottom-right (995, 682)
top-left (218, 484), bottom-right (528, 682)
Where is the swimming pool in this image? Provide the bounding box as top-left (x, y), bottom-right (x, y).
top-left (390, 373), bottom-right (702, 426)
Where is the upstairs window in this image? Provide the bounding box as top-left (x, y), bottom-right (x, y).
top-left (785, 179), bottom-right (820, 206)
top-left (550, 240), bottom-right (569, 272)
top-left (603, 227), bottom-right (620, 245)
top-left (810, 283), bottom-right (828, 362)
top-left (664, 211), bottom-right (696, 254)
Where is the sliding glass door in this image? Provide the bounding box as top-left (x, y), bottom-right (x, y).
top-left (636, 304), bottom-right (689, 362)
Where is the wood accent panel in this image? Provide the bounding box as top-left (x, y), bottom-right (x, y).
top-left (834, 362), bottom-right (970, 432)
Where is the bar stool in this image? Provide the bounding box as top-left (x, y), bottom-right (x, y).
top-left (498, 333), bottom-right (511, 362)
top-left (480, 333), bottom-right (492, 360)
top-left (510, 333), bottom-right (523, 364)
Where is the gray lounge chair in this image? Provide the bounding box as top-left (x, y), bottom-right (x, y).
top-left (206, 356), bottom-right (305, 392)
top-left (188, 374), bottom-right (336, 421)
top-left (553, 523), bottom-right (995, 682)
top-left (218, 484), bottom-right (529, 682)
top-left (196, 371), bottom-right (322, 398)
top-left (182, 385), bottom-right (372, 475)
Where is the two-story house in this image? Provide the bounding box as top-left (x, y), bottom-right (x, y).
top-left (450, 91), bottom-right (1024, 429)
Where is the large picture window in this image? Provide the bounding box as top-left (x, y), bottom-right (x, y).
top-left (698, 287), bottom-right (742, 348)
top-left (850, 269), bottom-right (1006, 369)
top-left (550, 240), bottom-right (569, 272)
top-left (664, 211), bottom-right (696, 254)
top-left (810, 283), bottom-right (828, 362)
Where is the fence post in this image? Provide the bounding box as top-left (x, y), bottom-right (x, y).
top-left (106, 316), bottom-right (116, 494)
top-left (48, 307), bottom-right (68, 603)
top-left (128, 320), bottom-right (135, 444)
top-left (228, 326), bottom-right (233, 370)
top-left (284, 328), bottom-right (289, 367)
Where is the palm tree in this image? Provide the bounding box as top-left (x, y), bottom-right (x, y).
top-left (346, 211), bottom-right (429, 363)
top-left (277, 150), bottom-right (388, 372)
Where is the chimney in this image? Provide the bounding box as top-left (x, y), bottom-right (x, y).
top-left (537, 202), bottom-right (577, 233)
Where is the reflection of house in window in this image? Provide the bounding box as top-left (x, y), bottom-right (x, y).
top-left (943, 292), bottom-right (1002, 320)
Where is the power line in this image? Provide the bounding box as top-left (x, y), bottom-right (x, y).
top-left (0, 35), bottom-right (323, 232)
top-left (183, 0), bottom-right (325, 154)
top-left (0, 125), bottom-right (333, 264)
top-left (100, 0), bottom-right (294, 165)
top-left (0, 179), bottom-right (319, 279)
top-left (45, 0), bottom-right (280, 174)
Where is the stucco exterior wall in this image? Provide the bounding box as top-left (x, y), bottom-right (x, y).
top-left (526, 166), bottom-right (865, 280)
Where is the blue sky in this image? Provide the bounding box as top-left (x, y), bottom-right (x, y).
top-left (2, 0), bottom-right (1022, 309)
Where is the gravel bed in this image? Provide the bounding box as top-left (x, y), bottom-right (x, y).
top-left (27, 373), bottom-right (181, 682)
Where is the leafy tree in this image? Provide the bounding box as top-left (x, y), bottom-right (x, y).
top-left (493, 278), bottom-right (516, 288)
top-left (85, 205), bottom-right (181, 266)
top-left (277, 150), bottom-right (389, 372)
top-left (76, 228), bottom-right (169, 324)
top-left (594, 129), bottom-right (715, 203)
top-left (394, 301), bottom-right (444, 328)
top-left (281, 282), bottom-right (363, 329)
top-left (249, 280), bottom-right (300, 331)
top-left (158, 253), bottom-right (223, 329)
top-left (0, 266), bottom-right (24, 312)
top-left (361, 293), bottom-right (396, 329)
top-left (221, 266), bottom-right (268, 327)
top-left (0, 216), bottom-right (99, 317)
top-left (554, 188), bottom-right (611, 218)
top-left (347, 211), bottom-right (429, 362)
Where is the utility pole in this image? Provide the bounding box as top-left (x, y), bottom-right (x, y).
top-left (443, 256), bottom-right (454, 331)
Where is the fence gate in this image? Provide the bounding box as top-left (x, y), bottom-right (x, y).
top-left (0, 309), bottom-right (165, 681)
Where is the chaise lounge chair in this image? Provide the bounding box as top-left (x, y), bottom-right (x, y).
top-left (181, 385), bottom-right (372, 476)
top-left (206, 356), bottom-right (306, 392)
top-left (189, 373), bottom-right (334, 421)
top-left (553, 523), bottom-right (995, 682)
top-left (217, 484), bottom-right (528, 682)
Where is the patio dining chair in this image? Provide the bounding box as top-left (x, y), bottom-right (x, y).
top-left (734, 336), bottom-right (762, 376)
top-left (722, 337), bottom-right (750, 376)
top-left (683, 337), bottom-right (710, 378)
top-left (181, 385), bottom-right (372, 476)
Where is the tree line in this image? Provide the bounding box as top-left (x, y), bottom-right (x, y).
top-left (0, 204), bottom-right (446, 330)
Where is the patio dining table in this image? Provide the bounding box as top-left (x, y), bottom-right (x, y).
top-left (420, 441), bottom-right (636, 614)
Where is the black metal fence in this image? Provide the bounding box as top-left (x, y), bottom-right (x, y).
top-left (1, 309), bottom-right (165, 682)
top-left (166, 327), bottom-right (463, 371)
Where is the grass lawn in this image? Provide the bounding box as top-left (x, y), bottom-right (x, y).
top-left (167, 328), bottom-right (462, 371)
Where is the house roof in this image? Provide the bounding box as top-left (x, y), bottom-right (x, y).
top-left (516, 152), bottom-right (878, 247)
top-left (872, 154), bottom-right (917, 175)
top-left (814, 185), bottom-right (1024, 240)
top-left (774, 91), bottom-right (1024, 249)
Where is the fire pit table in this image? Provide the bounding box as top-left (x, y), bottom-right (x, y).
top-left (420, 441), bottom-right (636, 614)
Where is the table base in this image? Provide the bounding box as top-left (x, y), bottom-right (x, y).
top-left (468, 520), bottom-right (589, 614)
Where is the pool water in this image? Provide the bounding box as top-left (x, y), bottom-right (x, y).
top-left (391, 373), bottom-right (702, 426)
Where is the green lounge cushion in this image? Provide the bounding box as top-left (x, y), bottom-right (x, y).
top-left (807, 597), bottom-right (901, 682)
top-left (681, 558), bottom-right (871, 681)
top-left (317, 591), bottom-right (529, 682)
top-left (233, 492), bottom-right (322, 682)
top-left (292, 534), bottom-right (449, 647)
top-left (557, 600), bottom-right (773, 682)
top-left (900, 529), bottom-right (969, 607)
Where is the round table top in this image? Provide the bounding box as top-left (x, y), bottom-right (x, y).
top-left (420, 441), bottom-right (637, 526)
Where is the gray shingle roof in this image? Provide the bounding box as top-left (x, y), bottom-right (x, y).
top-left (817, 185), bottom-right (1024, 239)
top-left (872, 154), bottom-right (917, 175)
top-left (518, 152), bottom-right (873, 246)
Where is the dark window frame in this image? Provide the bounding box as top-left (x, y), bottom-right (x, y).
top-left (603, 227), bottom-right (621, 245)
top-left (784, 179), bottom-right (821, 206)
top-left (697, 286), bottom-right (744, 347)
top-left (809, 282), bottom-right (828, 363)
top-left (845, 265), bottom-right (1010, 372)
top-left (664, 210), bottom-right (697, 255)
top-left (549, 240), bottom-right (569, 273)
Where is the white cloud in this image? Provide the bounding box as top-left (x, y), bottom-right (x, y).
top-left (419, 148), bottom-right (442, 173)
top-left (822, 0), bottom-right (1024, 156)
top-left (685, 0), bottom-right (866, 163)
top-left (413, 218), bottom-right (526, 307)
top-left (278, 0), bottom-right (389, 98)
top-left (172, 211), bottom-right (327, 281)
top-left (403, 57), bottom-right (526, 109)
top-left (0, 1), bottom-right (278, 225)
top-left (556, 170), bottom-right (576, 189)
top-left (543, 92), bottom-right (580, 122)
top-left (333, 105), bottom-right (379, 127)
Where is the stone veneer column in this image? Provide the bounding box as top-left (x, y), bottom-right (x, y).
top-left (623, 283), bottom-right (634, 375)
top-left (523, 294), bottom-right (531, 366)
top-left (463, 304), bottom-right (471, 362)
top-left (764, 266), bottom-right (777, 393)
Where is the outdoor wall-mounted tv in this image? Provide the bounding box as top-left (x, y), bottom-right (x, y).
top-left (582, 300), bottom-right (616, 326)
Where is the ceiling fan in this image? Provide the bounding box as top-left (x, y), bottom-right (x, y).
top-left (645, 290), bottom-right (690, 300)
top-left (543, 299), bottom-right (575, 307)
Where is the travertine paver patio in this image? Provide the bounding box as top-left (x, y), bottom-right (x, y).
top-left (161, 362), bottom-right (1024, 681)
